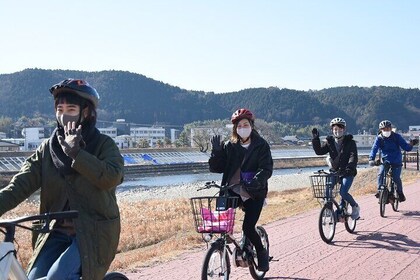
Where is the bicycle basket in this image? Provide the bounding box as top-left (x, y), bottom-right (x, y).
top-left (190, 196), bottom-right (238, 234)
top-left (309, 174), bottom-right (340, 199)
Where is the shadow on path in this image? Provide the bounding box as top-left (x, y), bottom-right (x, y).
top-left (265, 277), bottom-right (311, 280)
top-left (333, 230), bottom-right (419, 252)
top-left (401, 210), bottom-right (420, 219)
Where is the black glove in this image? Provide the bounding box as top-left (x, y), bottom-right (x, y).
top-left (58, 123), bottom-right (83, 159)
top-left (410, 139), bottom-right (419, 146)
top-left (312, 128), bottom-right (319, 138)
top-left (211, 135), bottom-right (223, 152)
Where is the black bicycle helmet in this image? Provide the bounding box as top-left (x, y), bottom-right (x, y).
top-left (330, 117), bottom-right (346, 128)
top-left (379, 120), bottom-right (392, 130)
top-left (50, 79), bottom-right (100, 108)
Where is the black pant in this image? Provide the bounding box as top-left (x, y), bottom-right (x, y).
top-left (242, 197), bottom-right (265, 252)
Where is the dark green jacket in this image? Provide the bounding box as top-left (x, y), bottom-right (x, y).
top-left (0, 134), bottom-right (124, 280)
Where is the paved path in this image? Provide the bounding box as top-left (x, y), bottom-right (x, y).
top-left (124, 179), bottom-right (420, 280)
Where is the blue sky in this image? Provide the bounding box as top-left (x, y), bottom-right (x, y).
top-left (1, 0), bottom-right (419, 93)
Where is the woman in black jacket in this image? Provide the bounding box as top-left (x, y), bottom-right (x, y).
top-left (311, 117), bottom-right (360, 220)
top-left (209, 108), bottom-right (273, 272)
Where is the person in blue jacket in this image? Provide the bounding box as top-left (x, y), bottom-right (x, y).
top-left (369, 120), bottom-right (419, 202)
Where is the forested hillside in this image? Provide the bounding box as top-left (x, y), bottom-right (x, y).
top-left (0, 69), bottom-right (419, 134)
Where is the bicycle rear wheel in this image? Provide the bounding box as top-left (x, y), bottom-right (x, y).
top-left (202, 241), bottom-right (230, 280)
top-left (103, 272), bottom-right (129, 280)
top-left (344, 203), bottom-right (357, 233)
top-left (249, 226), bottom-right (269, 280)
top-left (318, 204), bottom-right (336, 243)
top-left (379, 188), bottom-right (388, 218)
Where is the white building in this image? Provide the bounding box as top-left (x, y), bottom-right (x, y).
top-left (98, 127), bottom-right (118, 138)
top-left (408, 125), bottom-right (420, 138)
top-left (353, 132), bottom-right (376, 148)
top-left (114, 135), bottom-right (131, 149)
top-left (130, 126), bottom-right (165, 147)
top-left (21, 127), bottom-right (46, 150)
top-left (170, 128), bottom-right (180, 144)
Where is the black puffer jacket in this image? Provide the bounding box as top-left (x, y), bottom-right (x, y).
top-left (209, 130), bottom-right (273, 199)
top-left (312, 134), bottom-right (358, 177)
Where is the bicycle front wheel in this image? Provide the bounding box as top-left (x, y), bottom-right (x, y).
top-left (249, 226), bottom-right (270, 280)
top-left (202, 241), bottom-right (230, 280)
top-left (318, 204), bottom-right (336, 244)
top-left (344, 203), bottom-right (357, 233)
top-left (391, 183), bottom-right (399, 212)
top-left (379, 189), bottom-right (388, 217)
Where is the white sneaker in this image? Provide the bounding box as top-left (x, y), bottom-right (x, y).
top-left (351, 205), bottom-right (360, 220)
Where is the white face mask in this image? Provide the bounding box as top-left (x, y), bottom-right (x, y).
top-left (237, 127), bottom-right (252, 139)
top-left (382, 131), bottom-right (391, 138)
top-left (332, 127), bottom-right (344, 139)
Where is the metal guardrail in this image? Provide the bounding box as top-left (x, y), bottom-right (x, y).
top-left (403, 150), bottom-right (419, 170)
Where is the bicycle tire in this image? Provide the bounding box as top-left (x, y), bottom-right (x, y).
top-left (318, 204), bottom-right (336, 244)
top-left (201, 241), bottom-right (230, 280)
top-left (344, 203), bottom-right (357, 233)
top-left (390, 182), bottom-right (399, 212)
top-left (103, 272), bottom-right (129, 280)
top-left (249, 226), bottom-right (269, 280)
top-left (379, 188), bottom-right (388, 218)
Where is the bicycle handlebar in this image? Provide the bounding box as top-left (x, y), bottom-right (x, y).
top-left (0, 210), bottom-right (79, 242)
top-left (197, 181), bottom-right (241, 193)
top-left (0, 210), bottom-right (79, 228)
top-left (313, 169), bottom-right (339, 175)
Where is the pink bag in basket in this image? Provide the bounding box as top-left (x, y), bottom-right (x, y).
top-left (198, 208), bottom-right (235, 233)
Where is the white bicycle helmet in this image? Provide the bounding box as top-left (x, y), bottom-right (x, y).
top-left (330, 117), bottom-right (346, 127)
top-left (379, 120), bottom-right (392, 130)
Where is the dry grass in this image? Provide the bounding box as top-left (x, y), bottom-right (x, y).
top-left (1, 168), bottom-right (419, 271)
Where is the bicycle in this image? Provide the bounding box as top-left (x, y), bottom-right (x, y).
top-left (309, 170), bottom-right (357, 244)
top-left (375, 161), bottom-right (399, 217)
top-left (190, 181), bottom-right (270, 280)
top-left (0, 211), bottom-right (128, 280)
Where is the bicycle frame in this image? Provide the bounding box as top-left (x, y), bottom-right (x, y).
top-left (0, 211), bottom-right (78, 280)
top-left (378, 162), bottom-right (399, 217)
top-left (193, 181), bottom-right (269, 279)
top-left (311, 171), bottom-right (357, 243)
top-left (379, 163), bottom-right (395, 192)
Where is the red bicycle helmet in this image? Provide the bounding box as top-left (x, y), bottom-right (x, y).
top-left (231, 108), bottom-right (255, 124)
top-left (50, 79), bottom-right (100, 108)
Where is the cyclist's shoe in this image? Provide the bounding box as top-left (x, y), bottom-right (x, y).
top-left (374, 192), bottom-right (380, 198)
top-left (257, 248), bottom-right (269, 272)
top-left (351, 205), bottom-right (360, 220)
top-left (398, 192), bottom-right (406, 202)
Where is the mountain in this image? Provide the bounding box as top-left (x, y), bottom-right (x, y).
top-left (0, 69), bottom-right (419, 133)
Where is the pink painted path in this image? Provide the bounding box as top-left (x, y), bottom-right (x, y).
top-left (123, 179), bottom-right (420, 280)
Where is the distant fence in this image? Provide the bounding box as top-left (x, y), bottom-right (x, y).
top-left (403, 151), bottom-right (419, 171)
